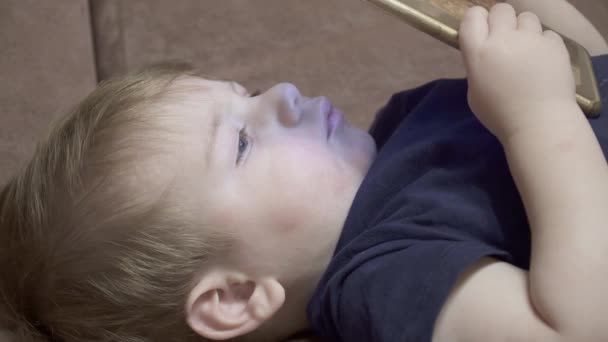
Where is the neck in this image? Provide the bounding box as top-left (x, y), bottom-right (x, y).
top-left (252, 273), bottom-right (321, 341)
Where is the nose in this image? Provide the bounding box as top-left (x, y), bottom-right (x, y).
top-left (265, 83), bottom-right (302, 126)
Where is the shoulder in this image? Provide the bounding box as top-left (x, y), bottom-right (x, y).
top-left (369, 79), bottom-right (469, 148)
top-left (309, 232), bottom-right (509, 341)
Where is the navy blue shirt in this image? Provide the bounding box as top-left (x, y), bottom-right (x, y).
top-left (308, 55), bottom-right (608, 342)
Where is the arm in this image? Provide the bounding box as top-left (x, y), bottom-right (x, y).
top-left (504, 101), bottom-right (608, 339)
top-left (434, 4), bottom-right (608, 342)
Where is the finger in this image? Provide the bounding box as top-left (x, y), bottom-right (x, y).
top-left (543, 29), bottom-right (565, 44)
top-left (459, 6), bottom-right (489, 58)
top-left (544, 30), bottom-right (572, 64)
top-left (517, 11), bottom-right (542, 33)
top-left (488, 3), bottom-right (517, 35)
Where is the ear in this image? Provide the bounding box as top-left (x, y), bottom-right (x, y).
top-left (185, 270), bottom-right (285, 340)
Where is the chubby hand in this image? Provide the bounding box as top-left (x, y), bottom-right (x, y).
top-left (459, 3), bottom-right (577, 141)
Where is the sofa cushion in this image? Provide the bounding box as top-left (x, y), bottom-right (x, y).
top-left (90, 0), bottom-right (608, 134)
top-left (0, 0), bottom-right (96, 182)
top-left (90, 0), bottom-right (466, 131)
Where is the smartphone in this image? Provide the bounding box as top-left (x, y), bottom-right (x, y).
top-left (364, 0), bottom-right (602, 118)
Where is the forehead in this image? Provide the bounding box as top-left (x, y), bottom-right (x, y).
top-left (158, 78), bottom-right (245, 216)
top-left (159, 77), bottom-right (237, 126)
top-left (159, 77), bottom-right (245, 170)
top-left (170, 77), bottom-right (245, 96)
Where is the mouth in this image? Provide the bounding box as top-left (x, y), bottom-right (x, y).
top-left (325, 99), bottom-right (344, 140)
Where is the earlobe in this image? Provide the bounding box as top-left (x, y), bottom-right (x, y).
top-left (248, 277), bottom-right (286, 321)
top-left (185, 270), bottom-right (285, 340)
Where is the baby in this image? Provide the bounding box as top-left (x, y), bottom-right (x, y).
top-left (1, 2), bottom-right (608, 342)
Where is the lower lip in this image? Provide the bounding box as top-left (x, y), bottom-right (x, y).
top-left (327, 105), bottom-right (344, 139)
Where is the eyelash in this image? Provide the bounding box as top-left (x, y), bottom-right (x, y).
top-left (235, 90), bottom-right (260, 164)
top-left (236, 127), bottom-right (249, 165)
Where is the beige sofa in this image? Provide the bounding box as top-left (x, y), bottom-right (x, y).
top-left (2, 0), bottom-right (608, 182)
top-left (1, 1), bottom-right (607, 340)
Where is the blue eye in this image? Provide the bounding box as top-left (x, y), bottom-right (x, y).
top-left (237, 128), bottom-right (249, 164)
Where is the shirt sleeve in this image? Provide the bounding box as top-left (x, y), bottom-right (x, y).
top-left (369, 80), bottom-right (444, 150)
top-left (309, 229), bottom-right (509, 342)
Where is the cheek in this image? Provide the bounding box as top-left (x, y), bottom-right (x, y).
top-left (259, 170), bottom-right (317, 231)
top-left (276, 139), bottom-right (333, 166)
top-left (251, 152), bottom-right (329, 232)
top-left (270, 156), bottom-right (348, 231)
top-left (279, 145), bottom-right (341, 191)
top-left (268, 209), bottom-right (307, 235)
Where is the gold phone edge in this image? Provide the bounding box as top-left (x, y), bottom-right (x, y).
top-left (364, 0), bottom-right (602, 118)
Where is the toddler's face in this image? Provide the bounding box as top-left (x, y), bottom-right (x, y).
top-left (169, 77), bottom-right (376, 278)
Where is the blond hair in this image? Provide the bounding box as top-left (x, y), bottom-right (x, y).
top-left (0, 63), bottom-right (229, 341)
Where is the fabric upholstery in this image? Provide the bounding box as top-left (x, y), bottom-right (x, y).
top-left (89, 0), bottom-right (467, 131)
top-left (89, 0), bottom-right (608, 132)
top-left (0, 0), bottom-right (96, 182)
top-left (2, 0), bottom-right (607, 184)
top-left (0, 0), bottom-right (606, 340)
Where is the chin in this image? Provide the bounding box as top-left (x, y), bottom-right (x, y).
top-left (355, 134), bottom-right (377, 173)
top-left (337, 125), bottom-right (377, 176)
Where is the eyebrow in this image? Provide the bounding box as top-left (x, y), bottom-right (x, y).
top-left (229, 81), bottom-right (249, 96)
top-left (205, 114), bottom-right (221, 171)
top-left (229, 81), bottom-right (239, 91)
